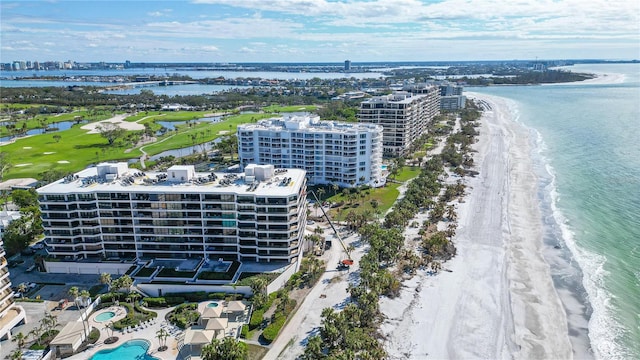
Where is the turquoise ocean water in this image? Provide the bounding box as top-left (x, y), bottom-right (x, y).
top-left (473, 64), bottom-right (640, 359)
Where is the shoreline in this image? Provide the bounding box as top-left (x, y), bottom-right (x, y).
top-left (380, 94), bottom-right (573, 359)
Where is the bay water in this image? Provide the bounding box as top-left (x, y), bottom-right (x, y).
top-left (473, 64), bottom-right (640, 359)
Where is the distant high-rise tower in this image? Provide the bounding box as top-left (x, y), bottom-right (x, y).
top-left (344, 60), bottom-right (351, 71)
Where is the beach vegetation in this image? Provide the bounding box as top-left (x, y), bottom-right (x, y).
top-left (201, 337), bottom-right (248, 360)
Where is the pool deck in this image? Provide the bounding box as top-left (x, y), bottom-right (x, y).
top-left (68, 306), bottom-right (182, 360)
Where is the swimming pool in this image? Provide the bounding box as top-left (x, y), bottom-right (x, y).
top-left (94, 311), bottom-right (116, 323)
top-left (207, 302), bottom-right (219, 308)
top-left (381, 164), bottom-right (388, 171)
top-left (90, 339), bottom-right (159, 360)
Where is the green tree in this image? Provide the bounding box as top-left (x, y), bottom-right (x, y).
top-left (100, 273), bottom-right (112, 292)
top-left (201, 337), bottom-right (248, 360)
top-left (116, 274), bottom-right (133, 293)
top-left (28, 325), bottom-right (44, 347)
top-left (96, 122), bottom-right (126, 145)
top-left (11, 332), bottom-right (26, 350)
top-left (9, 349), bottom-right (22, 360)
top-left (10, 189), bottom-right (38, 208)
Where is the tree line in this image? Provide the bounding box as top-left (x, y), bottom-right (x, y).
top-left (302, 101), bottom-right (482, 359)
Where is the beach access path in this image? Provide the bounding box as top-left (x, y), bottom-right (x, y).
top-left (380, 94), bottom-right (573, 359)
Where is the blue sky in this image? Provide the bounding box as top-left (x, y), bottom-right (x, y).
top-left (1, 0), bottom-right (639, 63)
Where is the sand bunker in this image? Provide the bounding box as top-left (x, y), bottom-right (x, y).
top-left (57, 160), bottom-right (70, 164)
top-left (23, 147), bottom-right (32, 149)
top-left (81, 114), bottom-right (144, 134)
top-left (44, 152), bottom-right (56, 155)
top-left (218, 130), bottom-right (230, 135)
top-left (15, 163), bottom-right (32, 167)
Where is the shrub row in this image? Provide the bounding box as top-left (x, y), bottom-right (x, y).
top-left (262, 315), bottom-right (286, 343)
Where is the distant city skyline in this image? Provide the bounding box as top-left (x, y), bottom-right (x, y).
top-left (1, 0), bottom-right (639, 63)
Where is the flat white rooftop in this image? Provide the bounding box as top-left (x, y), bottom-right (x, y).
top-left (239, 115), bottom-right (382, 133)
top-left (37, 163), bottom-right (306, 197)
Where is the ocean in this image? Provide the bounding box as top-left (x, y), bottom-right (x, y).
top-left (473, 64), bottom-right (640, 359)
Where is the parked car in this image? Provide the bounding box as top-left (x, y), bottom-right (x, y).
top-left (31, 242), bottom-right (45, 250)
top-left (20, 248), bottom-right (35, 256)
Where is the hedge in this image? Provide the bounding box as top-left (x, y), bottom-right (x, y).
top-left (262, 315), bottom-right (286, 343)
top-left (142, 297), bottom-right (167, 308)
top-left (249, 309), bottom-right (265, 330)
top-left (208, 292), bottom-right (226, 300)
top-left (165, 291), bottom-right (208, 302)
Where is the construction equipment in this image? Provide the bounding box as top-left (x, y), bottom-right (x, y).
top-left (309, 190), bottom-right (353, 269)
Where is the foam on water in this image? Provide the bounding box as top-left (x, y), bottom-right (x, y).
top-left (541, 141), bottom-right (628, 360)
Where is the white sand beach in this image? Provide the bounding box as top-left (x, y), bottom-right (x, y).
top-left (380, 94), bottom-right (572, 359)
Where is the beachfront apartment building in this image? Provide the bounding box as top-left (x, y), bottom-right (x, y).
top-left (358, 88), bottom-right (440, 157)
top-left (403, 81), bottom-right (466, 111)
top-left (0, 211), bottom-right (27, 349)
top-left (237, 115), bottom-right (384, 188)
top-left (37, 163), bottom-right (307, 274)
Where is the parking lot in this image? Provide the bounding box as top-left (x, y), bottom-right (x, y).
top-left (8, 252), bottom-right (102, 302)
top-left (2, 252), bottom-right (105, 357)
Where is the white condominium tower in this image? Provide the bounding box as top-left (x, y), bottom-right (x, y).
top-left (37, 163), bottom-right (307, 273)
top-left (237, 115), bottom-right (384, 188)
top-left (0, 211), bottom-right (26, 348)
top-left (358, 88), bottom-right (440, 157)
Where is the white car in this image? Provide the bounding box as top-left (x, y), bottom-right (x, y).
top-left (31, 242), bottom-right (45, 250)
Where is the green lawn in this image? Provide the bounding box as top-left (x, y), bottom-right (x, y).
top-left (2, 124), bottom-right (141, 179)
top-left (394, 166), bottom-right (421, 182)
top-left (141, 113), bottom-right (273, 156)
top-left (327, 182), bottom-right (401, 221)
top-left (262, 105), bottom-right (317, 113)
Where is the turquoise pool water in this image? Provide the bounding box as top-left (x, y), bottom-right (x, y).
top-left (381, 165), bottom-right (388, 170)
top-left (207, 302), bottom-right (219, 308)
top-left (94, 311), bottom-right (115, 322)
top-left (90, 339), bottom-right (158, 360)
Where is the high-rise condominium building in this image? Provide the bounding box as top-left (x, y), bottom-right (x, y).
top-left (358, 88), bottom-right (440, 156)
top-left (237, 115), bottom-right (384, 188)
top-left (0, 211), bottom-right (26, 348)
top-left (37, 163), bottom-right (307, 274)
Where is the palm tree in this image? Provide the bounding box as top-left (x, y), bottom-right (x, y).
top-left (156, 328), bottom-right (169, 351)
top-left (9, 349), bottom-right (22, 360)
top-left (11, 332), bottom-right (26, 350)
top-left (118, 274), bottom-right (133, 293)
top-left (42, 313), bottom-right (60, 337)
top-left (332, 183), bottom-right (339, 196)
top-left (29, 325), bottom-right (44, 347)
top-left (67, 285), bottom-right (88, 336)
top-left (68, 286), bottom-right (79, 309)
top-left (17, 283), bottom-right (27, 298)
top-left (103, 322), bottom-right (115, 340)
top-left (317, 188), bottom-right (326, 201)
top-left (100, 273), bottom-right (112, 292)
